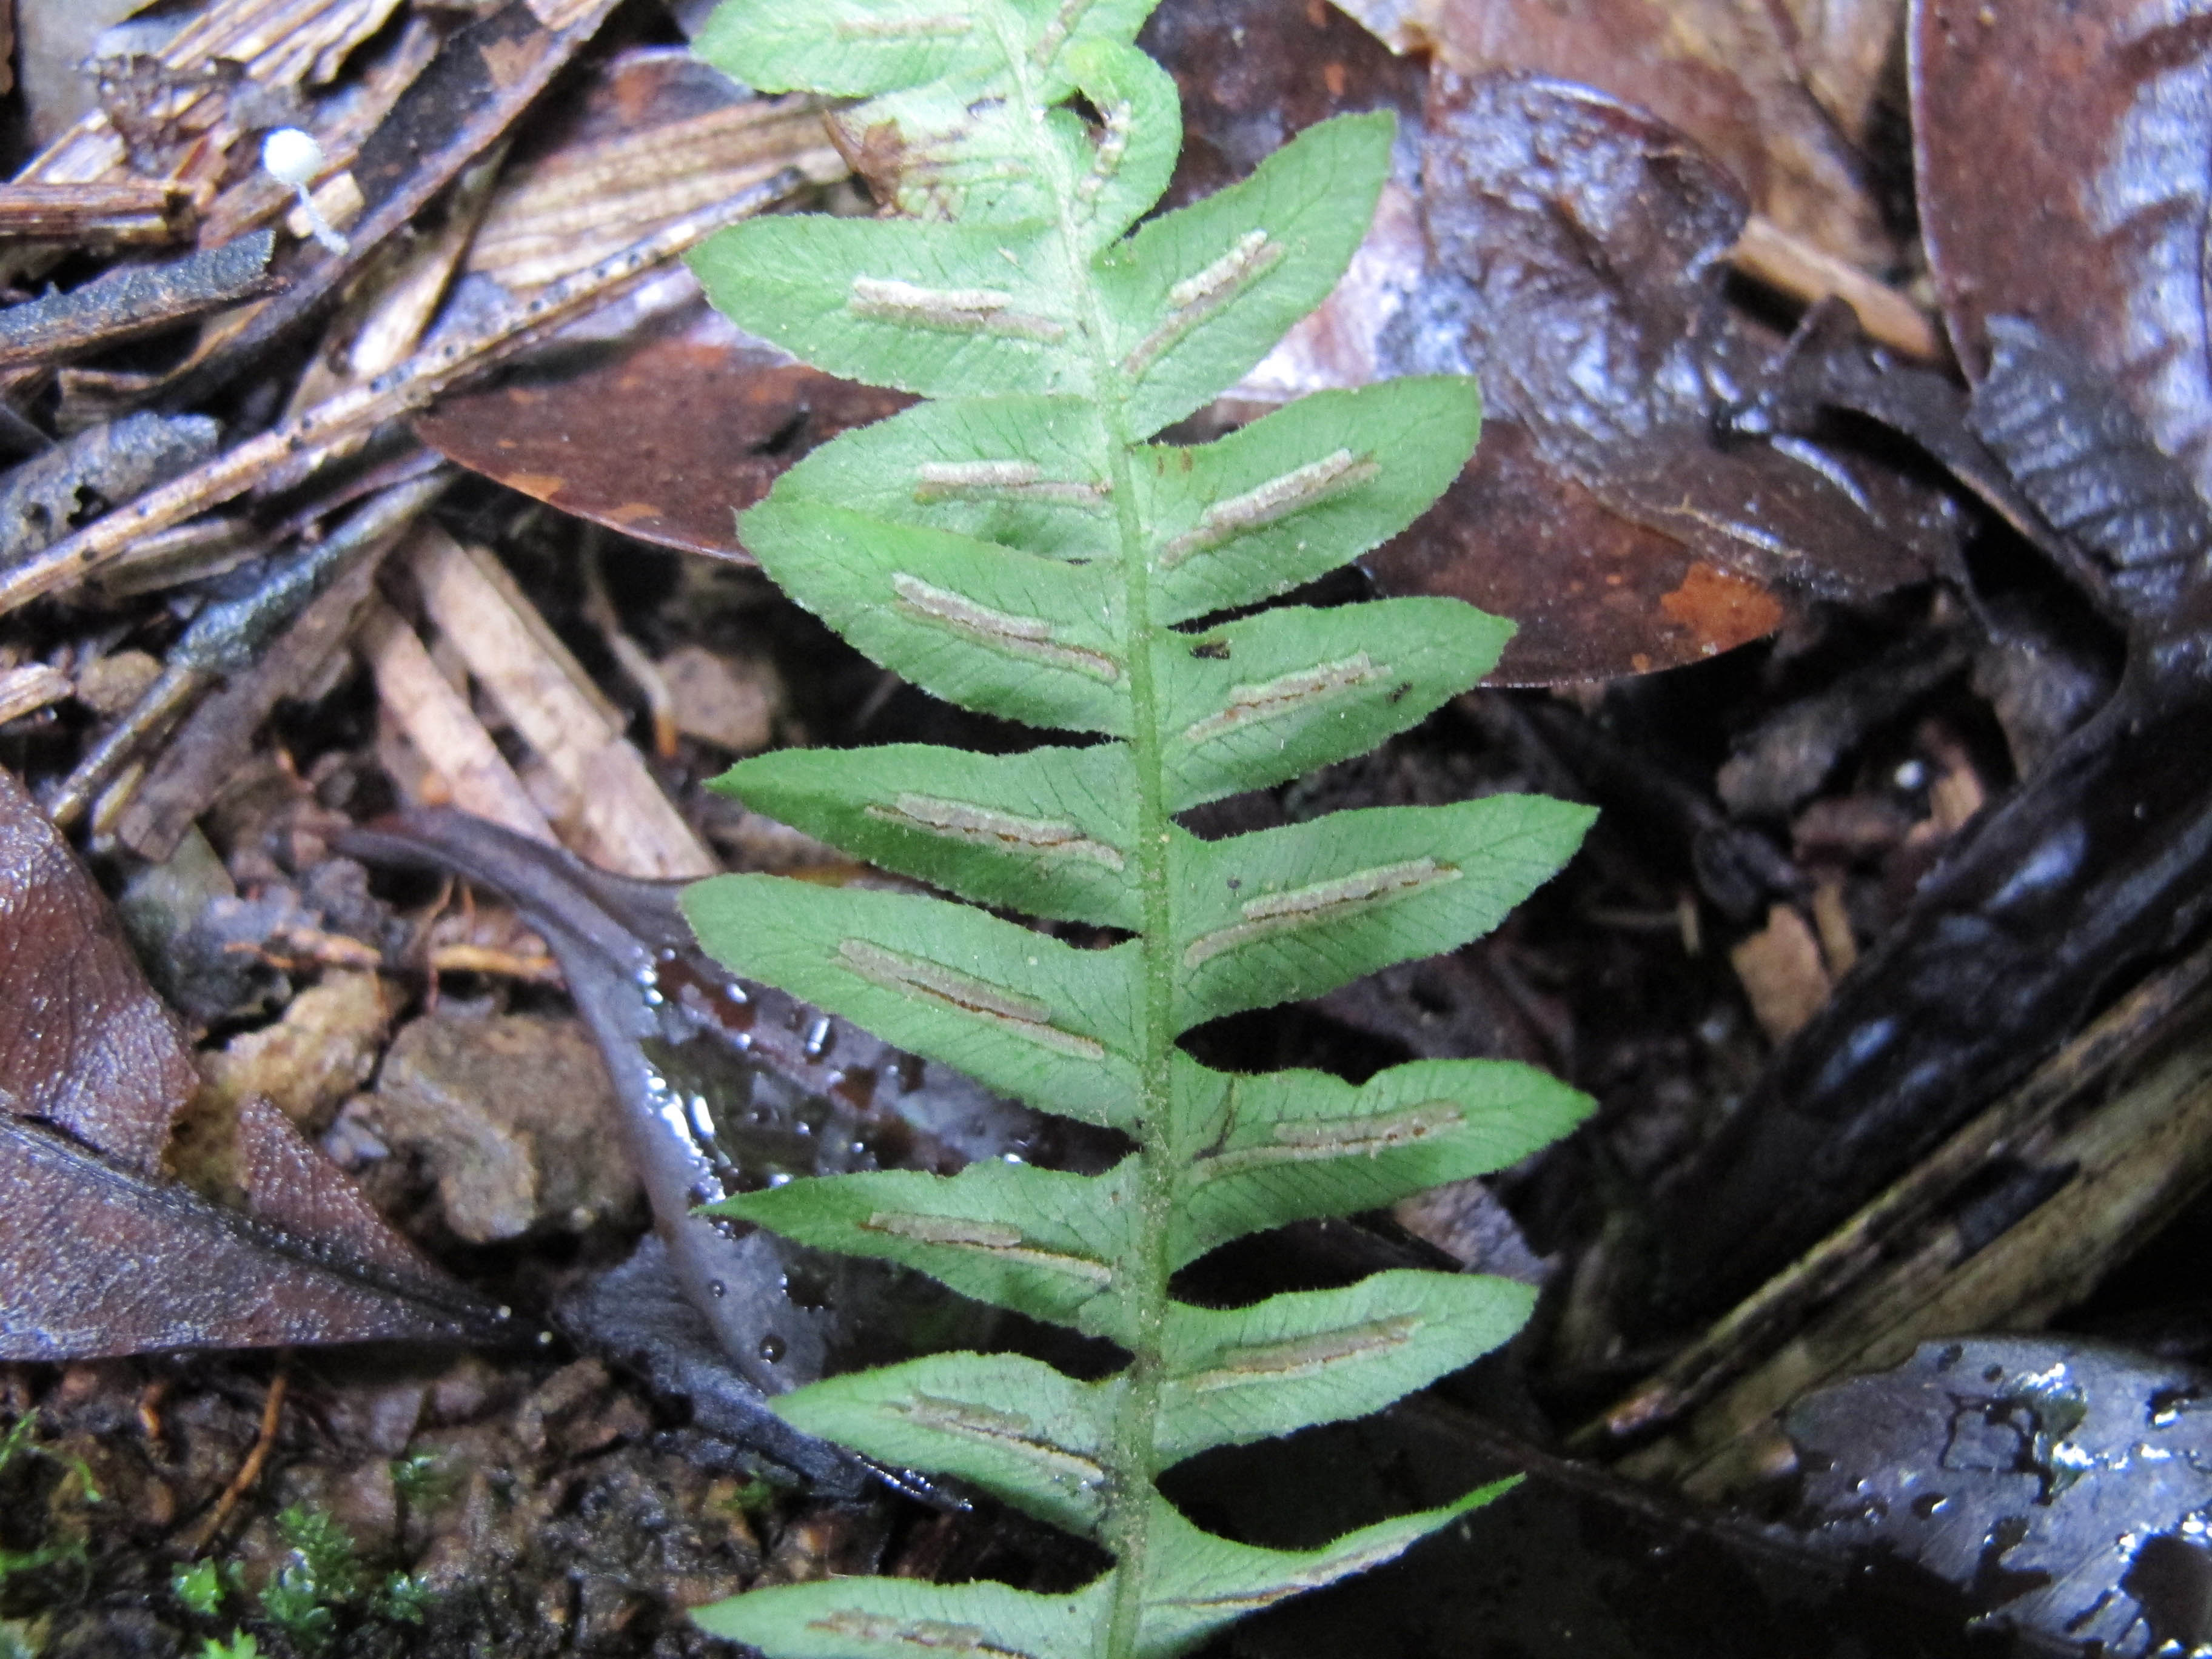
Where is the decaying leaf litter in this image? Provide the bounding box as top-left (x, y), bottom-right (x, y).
top-left (0, 0), bottom-right (2208, 1652)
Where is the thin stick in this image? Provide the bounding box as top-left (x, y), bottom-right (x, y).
top-left (0, 166), bottom-right (805, 618)
top-left (1730, 215), bottom-right (1946, 364)
top-left (186, 1362), bottom-right (289, 1554)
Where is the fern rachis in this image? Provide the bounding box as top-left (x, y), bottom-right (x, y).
top-left (675, 4), bottom-right (1595, 1654)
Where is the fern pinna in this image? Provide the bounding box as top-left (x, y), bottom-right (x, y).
top-left (677, 4), bottom-right (1595, 1654)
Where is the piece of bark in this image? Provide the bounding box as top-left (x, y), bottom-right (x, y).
top-left (168, 0), bottom-right (628, 406)
top-left (0, 664), bottom-right (71, 727)
top-left (51, 468), bottom-right (449, 834)
top-left (358, 597), bottom-right (557, 845)
top-left (272, 143), bottom-right (511, 494)
top-left (1591, 936), bottom-right (2212, 1473)
top-left (460, 62), bottom-right (842, 293)
top-left (0, 414), bottom-right (221, 573)
top-left (0, 231), bottom-right (276, 370)
top-left (0, 165), bottom-right (805, 617)
top-left (115, 512), bottom-right (403, 860)
top-left (403, 528), bottom-right (715, 879)
top-left (0, 181), bottom-right (192, 247)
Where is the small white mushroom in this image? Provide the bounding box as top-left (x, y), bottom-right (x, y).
top-left (260, 127), bottom-right (349, 255)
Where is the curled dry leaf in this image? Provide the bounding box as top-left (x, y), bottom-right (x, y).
top-left (1368, 74), bottom-right (1947, 682)
top-left (1914, 0), bottom-right (2212, 502)
top-left (0, 764), bottom-right (509, 1358)
top-left (1345, 0), bottom-right (1897, 266)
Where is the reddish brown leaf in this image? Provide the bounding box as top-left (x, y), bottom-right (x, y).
top-left (0, 1117), bottom-right (505, 1361)
top-left (1367, 418), bottom-right (1794, 683)
top-left (415, 321), bottom-right (911, 561)
top-left (231, 1094), bottom-right (451, 1286)
top-left (0, 764), bottom-right (196, 1170)
top-left (0, 765), bottom-right (510, 1358)
top-left (1913, 0), bottom-right (2212, 498)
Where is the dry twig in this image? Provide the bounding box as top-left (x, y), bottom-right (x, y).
top-left (0, 167), bottom-right (805, 619)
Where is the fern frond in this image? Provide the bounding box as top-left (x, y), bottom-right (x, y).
top-left (679, 4), bottom-right (1595, 1654)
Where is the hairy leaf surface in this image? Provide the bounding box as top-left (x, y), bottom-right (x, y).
top-left (1143, 379), bottom-right (1484, 623)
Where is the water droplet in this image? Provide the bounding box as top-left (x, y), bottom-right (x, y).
top-left (759, 1335), bottom-right (786, 1363)
top-left (688, 1093), bottom-right (718, 1143)
top-left (709, 1280), bottom-right (727, 1299)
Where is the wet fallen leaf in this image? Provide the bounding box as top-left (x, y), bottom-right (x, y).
top-left (1371, 418), bottom-right (1791, 683)
top-left (0, 764), bottom-right (197, 1168)
top-left (0, 1113), bottom-right (501, 1360)
top-left (1786, 1336), bottom-right (2212, 1655)
top-left (1138, 0), bottom-right (1427, 209)
top-left (1355, 0), bottom-right (1897, 266)
top-left (1367, 74), bottom-right (1947, 681)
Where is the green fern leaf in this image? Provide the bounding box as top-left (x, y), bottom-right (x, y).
top-left (711, 1160), bottom-right (1138, 1339)
top-left (680, 1), bottom-right (1595, 1654)
top-left (776, 1352), bottom-right (1115, 1533)
top-left (1169, 1057), bottom-right (1591, 1264)
top-left (1155, 1272), bottom-right (1532, 1464)
top-left (692, 1574), bottom-right (1108, 1659)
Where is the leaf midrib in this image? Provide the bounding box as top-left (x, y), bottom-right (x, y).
top-left (982, 10), bottom-right (1174, 1655)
